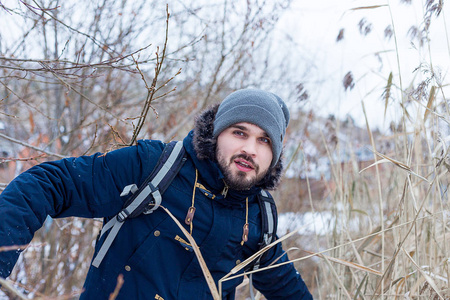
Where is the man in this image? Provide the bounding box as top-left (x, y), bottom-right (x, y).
top-left (0, 89), bottom-right (312, 299)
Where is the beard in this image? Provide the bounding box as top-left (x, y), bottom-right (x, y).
top-left (216, 152), bottom-right (268, 191)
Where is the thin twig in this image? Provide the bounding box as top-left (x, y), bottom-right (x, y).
top-left (1, 154), bottom-right (47, 163)
top-left (107, 123), bottom-right (126, 145)
top-left (38, 62), bottom-right (124, 123)
top-left (108, 274), bottom-right (124, 300)
top-left (0, 43), bottom-right (152, 71)
top-left (129, 5), bottom-right (172, 146)
top-left (0, 244), bottom-right (28, 252)
top-left (0, 132), bottom-right (66, 159)
top-left (30, 0), bottom-right (119, 58)
top-left (81, 124), bottom-right (98, 156)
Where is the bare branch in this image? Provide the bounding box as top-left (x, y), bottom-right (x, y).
top-left (128, 5), bottom-right (173, 145)
top-left (1, 154), bottom-right (47, 164)
top-left (0, 132), bottom-right (66, 159)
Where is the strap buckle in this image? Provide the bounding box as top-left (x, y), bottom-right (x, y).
top-left (143, 182), bottom-right (162, 214)
top-left (120, 184), bottom-right (138, 197)
top-left (116, 208), bottom-right (130, 222)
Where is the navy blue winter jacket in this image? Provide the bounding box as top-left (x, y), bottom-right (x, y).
top-left (0, 130), bottom-right (312, 299)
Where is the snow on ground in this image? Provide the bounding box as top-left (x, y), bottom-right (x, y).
top-left (278, 211), bottom-right (334, 237)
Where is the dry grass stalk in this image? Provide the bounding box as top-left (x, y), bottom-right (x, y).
top-left (401, 248), bottom-right (445, 299)
top-left (0, 277), bottom-right (28, 300)
top-left (303, 250), bottom-right (382, 276)
top-left (159, 205), bottom-right (220, 300)
top-left (108, 274), bottom-right (125, 300)
top-left (362, 100), bottom-right (387, 295)
top-left (218, 230), bottom-right (298, 298)
top-left (228, 230), bottom-right (298, 277)
top-left (360, 148), bottom-right (429, 182)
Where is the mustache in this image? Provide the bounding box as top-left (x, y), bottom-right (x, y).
top-left (230, 154), bottom-right (258, 170)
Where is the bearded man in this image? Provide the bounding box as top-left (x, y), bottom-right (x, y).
top-left (0, 89), bottom-right (312, 299)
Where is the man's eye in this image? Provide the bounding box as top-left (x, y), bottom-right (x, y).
top-left (234, 131), bottom-right (245, 136)
top-left (260, 137), bottom-right (271, 144)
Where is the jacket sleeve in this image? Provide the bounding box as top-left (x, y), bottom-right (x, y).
top-left (0, 140), bottom-right (162, 279)
top-left (251, 239), bottom-right (313, 299)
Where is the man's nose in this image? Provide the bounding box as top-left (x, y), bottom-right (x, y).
top-left (241, 139), bottom-right (257, 157)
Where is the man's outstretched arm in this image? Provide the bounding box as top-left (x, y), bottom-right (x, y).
top-left (0, 141), bottom-right (161, 279)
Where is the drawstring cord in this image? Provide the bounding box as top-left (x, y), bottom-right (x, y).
top-left (185, 170), bottom-right (249, 245)
top-left (241, 197), bottom-right (249, 246)
top-left (185, 169), bottom-right (198, 235)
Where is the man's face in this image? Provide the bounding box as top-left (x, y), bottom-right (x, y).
top-left (216, 122), bottom-right (273, 190)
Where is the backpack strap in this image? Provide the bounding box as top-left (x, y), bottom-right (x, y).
top-left (250, 189), bottom-right (278, 271)
top-left (92, 141), bottom-right (186, 268)
top-left (248, 189), bottom-right (278, 299)
top-left (259, 190), bottom-right (277, 247)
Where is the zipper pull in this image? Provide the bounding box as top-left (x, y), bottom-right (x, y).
top-left (221, 183), bottom-right (229, 197)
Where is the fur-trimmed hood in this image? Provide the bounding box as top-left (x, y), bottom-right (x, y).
top-left (192, 104), bottom-right (284, 190)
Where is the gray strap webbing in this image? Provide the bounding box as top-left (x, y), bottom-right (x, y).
top-left (92, 141), bottom-right (183, 268)
top-left (260, 189), bottom-right (274, 246)
top-left (248, 189), bottom-right (275, 297)
top-left (264, 201), bottom-right (274, 245)
top-left (150, 141), bottom-right (183, 187)
top-left (92, 221), bottom-right (125, 267)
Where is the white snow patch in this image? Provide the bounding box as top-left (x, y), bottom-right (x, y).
top-left (278, 211), bottom-right (334, 236)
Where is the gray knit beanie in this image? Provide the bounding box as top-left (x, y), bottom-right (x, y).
top-left (213, 89), bottom-right (290, 168)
